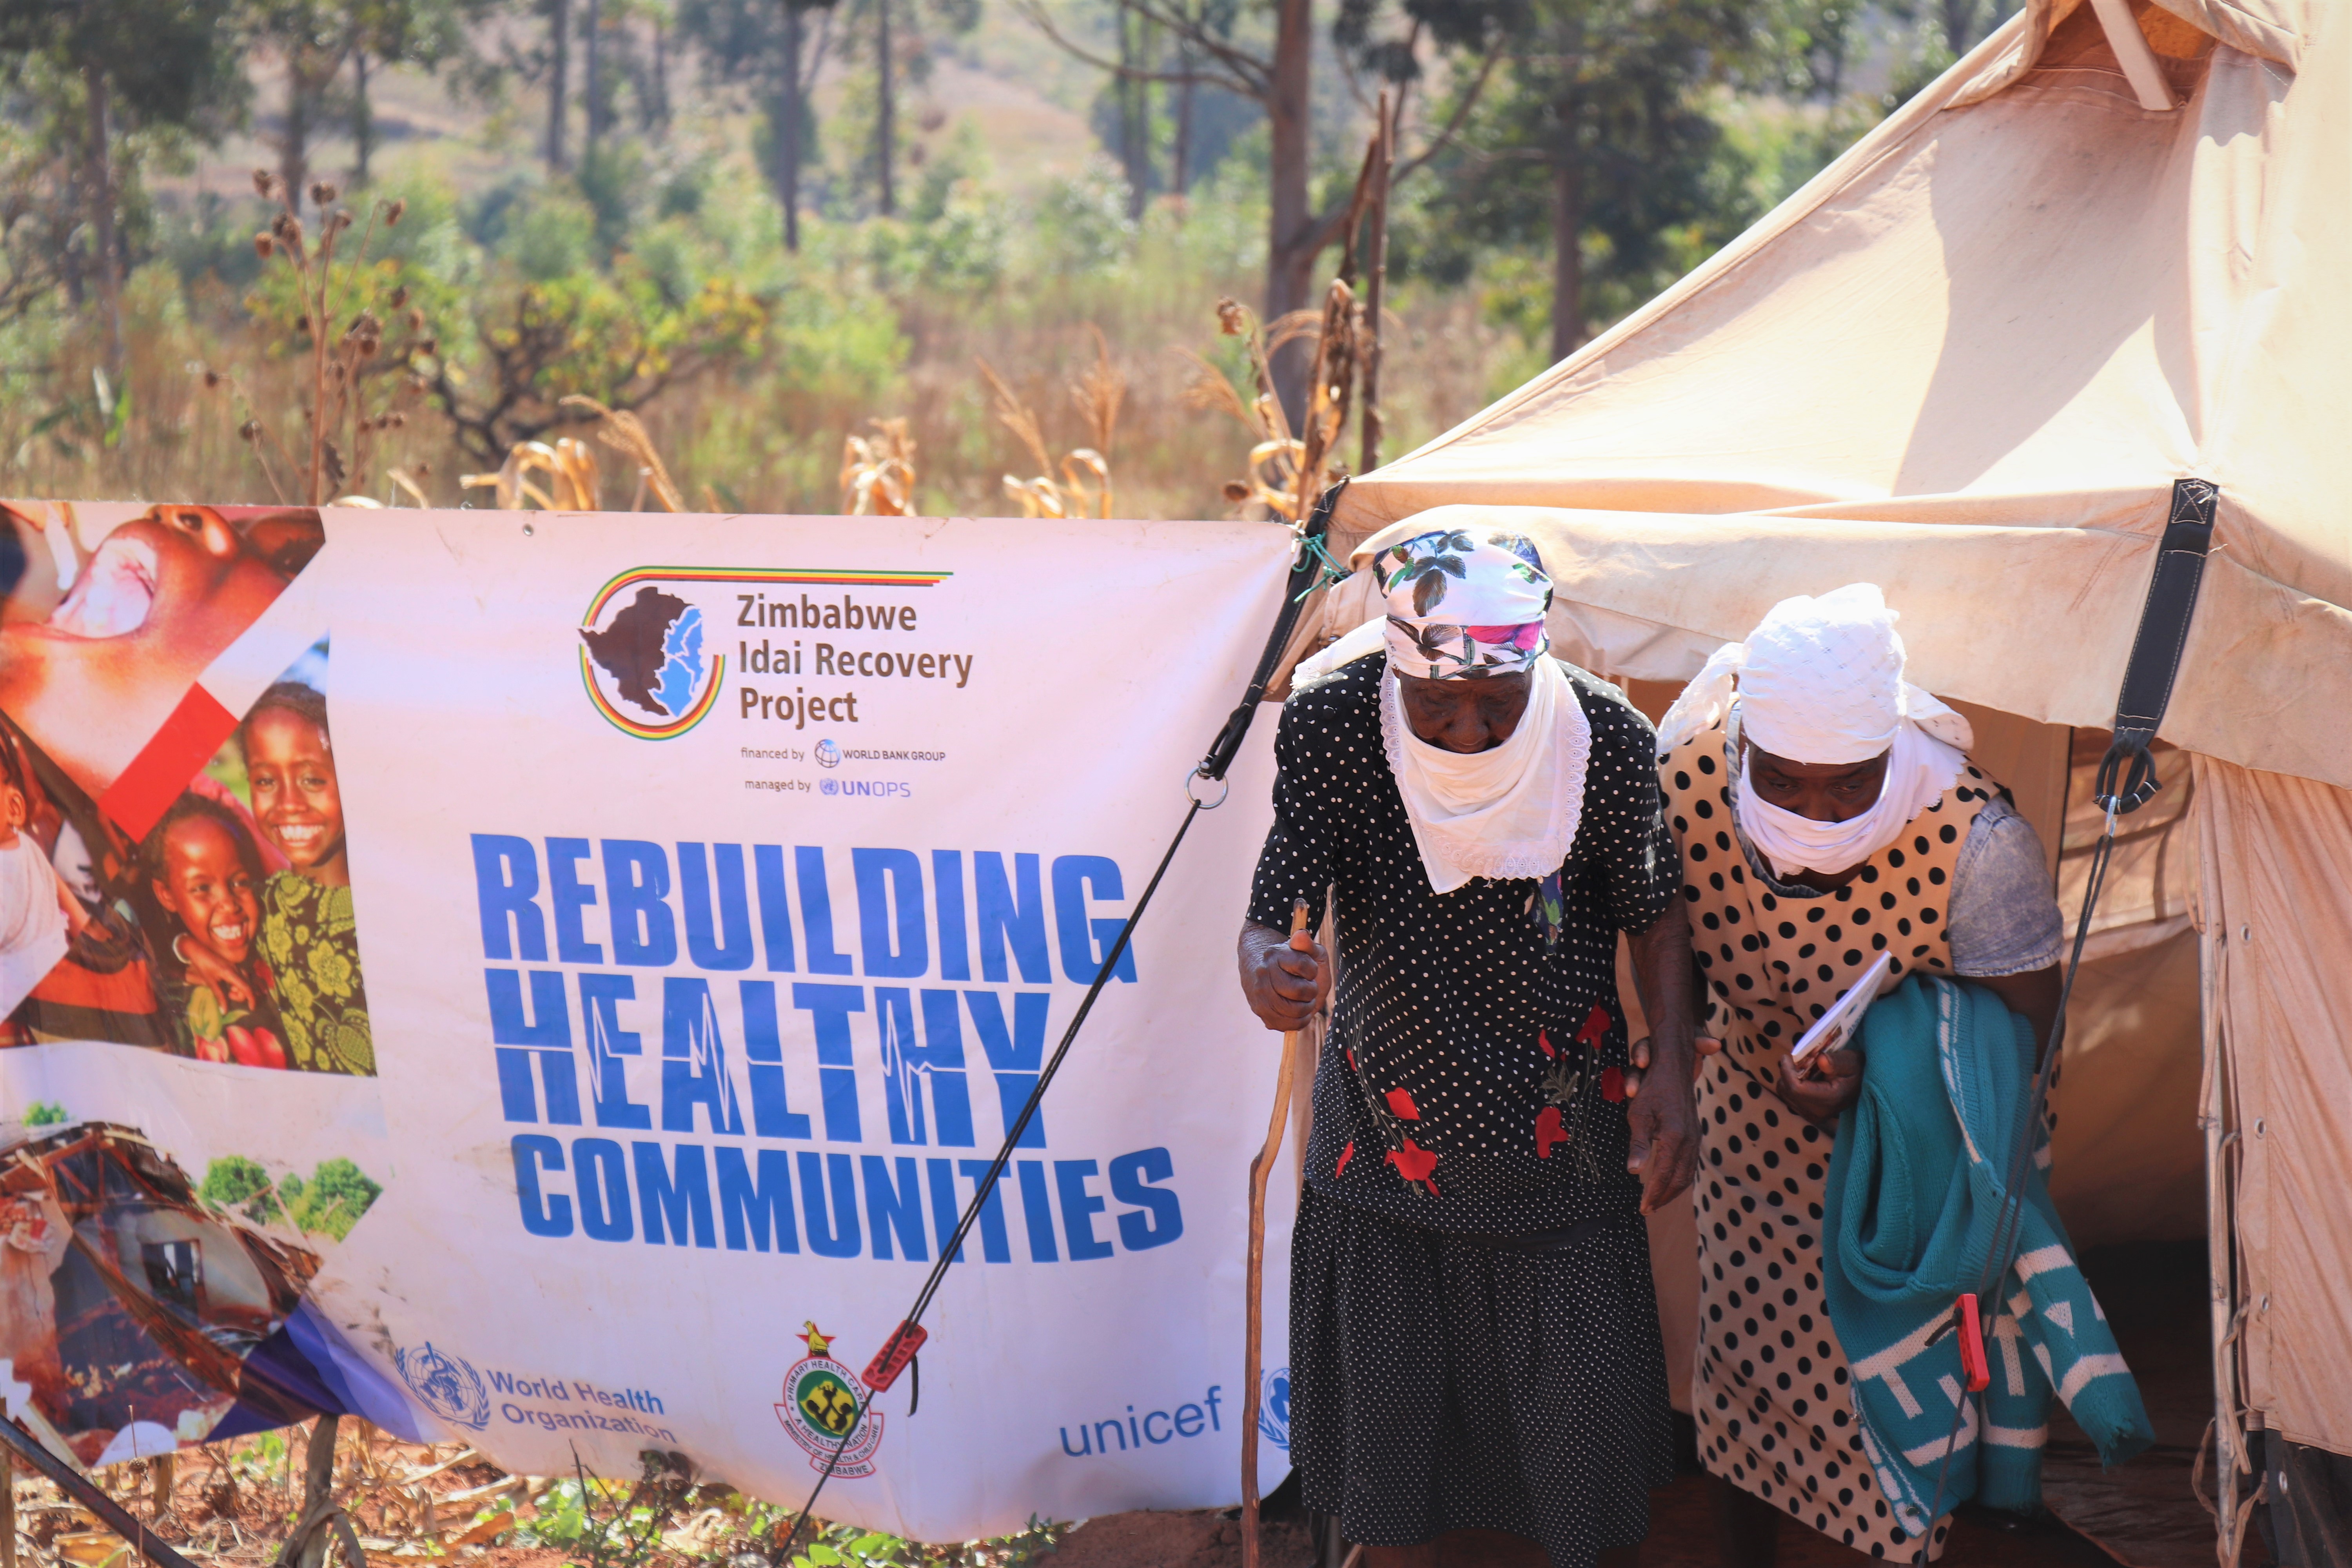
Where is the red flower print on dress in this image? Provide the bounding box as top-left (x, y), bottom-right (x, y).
top-left (1576, 1004), bottom-right (1611, 1049)
top-left (1385, 1087), bottom-right (1420, 1121)
top-left (1538, 1029), bottom-right (1557, 1059)
top-left (1601, 1065), bottom-right (1626, 1102)
top-left (1387, 1137), bottom-right (1440, 1195)
top-left (1535, 1105), bottom-right (1566, 1159)
top-left (1336, 1141), bottom-right (1354, 1176)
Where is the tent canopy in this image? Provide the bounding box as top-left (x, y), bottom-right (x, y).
top-left (1330, 0), bottom-right (2350, 791)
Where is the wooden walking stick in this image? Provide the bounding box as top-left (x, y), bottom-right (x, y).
top-left (1243, 898), bottom-right (1314, 1568)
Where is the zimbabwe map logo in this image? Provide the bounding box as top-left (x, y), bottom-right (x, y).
top-left (777, 1321), bottom-right (885, 1477)
top-left (578, 566), bottom-right (952, 740)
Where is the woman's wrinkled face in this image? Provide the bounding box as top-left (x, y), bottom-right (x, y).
top-left (153, 817), bottom-right (260, 967)
top-left (1747, 745), bottom-right (1889, 823)
top-left (1396, 671), bottom-right (1531, 755)
top-left (245, 706), bottom-right (347, 886)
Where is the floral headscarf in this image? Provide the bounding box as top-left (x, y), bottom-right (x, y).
top-left (1374, 528), bottom-right (1553, 679)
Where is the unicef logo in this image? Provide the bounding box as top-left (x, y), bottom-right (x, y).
top-left (395, 1342), bottom-right (491, 1432)
top-left (1258, 1366), bottom-right (1290, 1451)
top-left (578, 575), bottom-right (724, 740)
top-left (815, 739), bottom-right (841, 768)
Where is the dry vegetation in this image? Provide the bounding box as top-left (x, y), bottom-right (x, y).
top-left (0, 1421), bottom-right (1062, 1568)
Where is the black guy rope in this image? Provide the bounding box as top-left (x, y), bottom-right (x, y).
top-left (773, 482), bottom-right (1349, 1560)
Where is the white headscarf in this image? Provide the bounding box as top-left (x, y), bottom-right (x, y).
top-left (1655, 584), bottom-right (1971, 879)
top-left (1319, 524), bottom-right (1590, 894)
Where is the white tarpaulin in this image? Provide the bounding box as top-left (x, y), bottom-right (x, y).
top-left (0, 499), bottom-right (1299, 1542)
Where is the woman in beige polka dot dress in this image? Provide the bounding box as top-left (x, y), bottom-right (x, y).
top-left (1652, 586), bottom-right (2064, 1565)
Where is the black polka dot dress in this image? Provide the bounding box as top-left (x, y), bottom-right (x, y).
top-left (1248, 654), bottom-right (1680, 1567)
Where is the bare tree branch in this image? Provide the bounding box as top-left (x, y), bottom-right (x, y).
top-left (1392, 47), bottom-right (1500, 186)
top-left (1013, 0), bottom-right (1269, 98)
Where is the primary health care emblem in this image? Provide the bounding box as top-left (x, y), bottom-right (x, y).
top-left (778, 1322), bottom-right (884, 1477)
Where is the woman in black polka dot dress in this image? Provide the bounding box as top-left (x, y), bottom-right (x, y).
top-left (1238, 527), bottom-right (1702, 1568)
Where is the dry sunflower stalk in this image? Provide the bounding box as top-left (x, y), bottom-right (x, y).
top-left (841, 419), bottom-right (919, 515)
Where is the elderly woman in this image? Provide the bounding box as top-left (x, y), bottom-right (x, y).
top-left (1238, 528), bottom-right (1700, 1568)
top-left (1652, 584), bottom-right (2063, 1566)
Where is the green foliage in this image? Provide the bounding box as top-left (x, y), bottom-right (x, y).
top-left (22, 1102), bottom-right (66, 1127)
top-left (200, 1154), bottom-right (381, 1239)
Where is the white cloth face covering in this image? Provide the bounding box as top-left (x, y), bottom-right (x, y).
top-left (1733, 720), bottom-right (1966, 878)
top-left (1379, 656), bottom-right (1592, 895)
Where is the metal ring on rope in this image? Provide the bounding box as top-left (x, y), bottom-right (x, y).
top-left (1187, 766), bottom-right (1232, 809)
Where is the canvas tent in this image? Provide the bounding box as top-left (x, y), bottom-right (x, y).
top-left (1292, 0), bottom-right (2348, 1554)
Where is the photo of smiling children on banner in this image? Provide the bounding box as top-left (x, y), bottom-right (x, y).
top-left (135, 640), bottom-right (374, 1076)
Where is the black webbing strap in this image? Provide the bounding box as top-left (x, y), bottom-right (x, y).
top-left (1197, 479), bottom-right (1348, 783)
top-left (1912, 477), bottom-right (2223, 1557)
top-left (2096, 477), bottom-right (2218, 813)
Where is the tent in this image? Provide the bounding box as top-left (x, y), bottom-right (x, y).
top-left (1296, 0), bottom-right (2347, 1555)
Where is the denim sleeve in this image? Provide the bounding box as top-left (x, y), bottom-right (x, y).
top-left (1946, 797), bottom-right (2065, 978)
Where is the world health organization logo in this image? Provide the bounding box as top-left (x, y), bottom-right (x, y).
top-left (396, 1342), bottom-right (491, 1432)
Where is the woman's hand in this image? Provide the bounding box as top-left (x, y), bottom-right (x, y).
top-left (1773, 1048), bottom-right (1863, 1125)
top-left (1237, 920), bottom-right (1329, 1033)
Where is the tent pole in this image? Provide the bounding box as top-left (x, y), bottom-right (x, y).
top-left (2201, 908), bottom-right (2249, 1566)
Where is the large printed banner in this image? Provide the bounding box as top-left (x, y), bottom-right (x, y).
top-left (0, 501), bottom-right (1298, 1541)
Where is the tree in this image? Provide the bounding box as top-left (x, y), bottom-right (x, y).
top-left (1417, 0), bottom-right (1779, 361)
top-left (676, 0), bottom-right (841, 249)
top-left (250, 2), bottom-right (348, 208)
top-left (0, 0), bottom-right (246, 369)
top-left (344, 0), bottom-right (477, 184)
top-left (1023, 0), bottom-right (1512, 422)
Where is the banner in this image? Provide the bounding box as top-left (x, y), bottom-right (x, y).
top-left (0, 501), bottom-right (1298, 1542)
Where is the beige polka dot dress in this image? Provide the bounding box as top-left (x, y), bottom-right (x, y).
top-left (1659, 719), bottom-right (1999, 1561)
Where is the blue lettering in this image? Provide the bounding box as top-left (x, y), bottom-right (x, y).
top-left (580, 973), bottom-right (652, 1130)
top-left (1143, 1410), bottom-right (1172, 1444)
top-left (797, 1150), bottom-right (862, 1258)
top-left (1060, 1426), bottom-right (1093, 1457)
top-left (661, 977), bottom-right (745, 1136)
top-left (1053, 1159), bottom-right (1115, 1261)
top-left (1174, 1404), bottom-right (1205, 1438)
top-left (633, 1142), bottom-right (717, 1248)
top-left (965, 991), bottom-right (1049, 1148)
top-left (796, 847), bottom-right (854, 974)
top-left (511, 1135), bottom-right (572, 1237)
top-left (792, 982), bottom-right (866, 1140)
top-left (1053, 855), bottom-right (1137, 984)
top-left (739, 981), bottom-right (813, 1139)
top-left (862, 1153), bottom-right (928, 1261)
top-left (487, 969), bottom-right (578, 1125)
top-left (753, 845), bottom-right (796, 971)
top-left (472, 835), bottom-right (546, 961)
top-left (877, 989), bottom-right (974, 1147)
top-left (955, 1159), bottom-right (1014, 1263)
top-left (572, 1138), bottom-right (633, 1241)
top-left (716, 1146), bottom-right (800, 1252)
top-left (603, 840), bottom-right (677, 966)
top-left (975, 853), bottom-right (1051, 984)
top-left (1015, 1159), bottom-right (1058, 1262)
top-left (1108, 1146), bottom-right (1184, 1250)
top-left (546, 837), bottom-right (604, 964)
top-left (933, 851), bottom-right (970, 981)
top-left (679, 843), bottom-right (755, 970)
top-left (855, 848), bottom-right (928, 978)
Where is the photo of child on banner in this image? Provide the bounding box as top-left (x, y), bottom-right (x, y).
top-left (0, 503), bottom-right (371, 1073)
